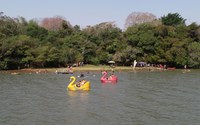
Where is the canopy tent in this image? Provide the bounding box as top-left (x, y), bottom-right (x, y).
top-left (108, 61), bottom-right (115, 68)
top-left (108, 61), bottom-right (115, 64)
top-left (137, 62), bottom-right (147, 67)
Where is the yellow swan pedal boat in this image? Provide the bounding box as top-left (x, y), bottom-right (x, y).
top-left (67, 76), bottom-right (90, 91)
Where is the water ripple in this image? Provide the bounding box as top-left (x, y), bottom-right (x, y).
top-left (0, 71), bottom-right (200, 125)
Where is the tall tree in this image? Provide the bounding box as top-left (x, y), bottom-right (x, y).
top-left (40, 16), bottom-right (72, 31)
top-left (124, 12), bottom-right (157, 29)
top-left (26, 20), bottom-right (48, 40)
top-left (188, 42), bottom-right (200, 68)
top-left (187, 22), bottom-right (200, 42)
top-left (161, 13), bottom-right (186, 26)
top-left (0, 12), bottom-right (20, 37)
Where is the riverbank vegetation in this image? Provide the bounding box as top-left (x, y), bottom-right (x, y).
top-left (1, 12), bottom-right (200, 70)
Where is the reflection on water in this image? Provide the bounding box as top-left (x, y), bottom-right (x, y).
top-left (67, 91), bottom-right (90, 103)
top-left (0, 70), bottom-right (200, 125)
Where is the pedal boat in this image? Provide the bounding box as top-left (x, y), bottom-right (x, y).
top-left (67, 76), bottom-right (90, 91)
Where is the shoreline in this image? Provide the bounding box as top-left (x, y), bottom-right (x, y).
top-left (0, 65), bottom-right (165, 74)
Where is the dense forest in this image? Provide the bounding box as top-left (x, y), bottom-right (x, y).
top-left (1, 12), bottom-right (200, 70)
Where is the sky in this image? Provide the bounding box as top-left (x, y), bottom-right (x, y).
top-left (1, 0), bottom-right (200, 29)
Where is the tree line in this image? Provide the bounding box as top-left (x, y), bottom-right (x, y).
top-left (1, 12), bottom-right (200, 70)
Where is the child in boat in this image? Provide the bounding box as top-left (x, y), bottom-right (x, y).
top-left (80, 79), bottom-right (86, 85)
top-left (108, 71), bottom-right (114, 80)
top-left (76, 79), bottom-right (86, 87)
top-left (76, 80), bottom-right (82, 87)
top-left (108, 75), bottom-right (113, 80)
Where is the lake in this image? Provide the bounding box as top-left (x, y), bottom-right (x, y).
top-left (0, 70), bottom-right (200, 125)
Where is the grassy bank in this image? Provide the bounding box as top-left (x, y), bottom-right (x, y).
top-left (54, 65), bottom-right (154, 72)
top-left (1, 64), bottom-right (162, 74)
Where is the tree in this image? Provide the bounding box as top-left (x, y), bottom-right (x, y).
top-left (113, 46), bottom-right (141, 65)
top-left (161, 13), bottom-right (186, 26)
top-left (187, 23), bottom-right (200, 42)
top-left (188, 42), bottom-right (200, 68)
top-left (40, 16), bottom-right (72, 31)
top-left (0, 35), bottom-right (39, 69)
top-left (0, 12), bottom-right (20, 37)
top-left (26, 20), bottom-right (48, 40)
top-left (124, 12), bottom-right (157, 29)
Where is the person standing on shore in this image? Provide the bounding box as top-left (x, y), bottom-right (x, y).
top-left (183, 64), bottom-right (191, 73)
top-left (184, 65), bottom-right (187, 70)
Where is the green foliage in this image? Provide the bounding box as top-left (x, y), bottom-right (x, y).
top-left (161, 13), bottom-right (186, 26)
top-left (1, 13), bottom-right (200, 69)
top-left (0, 13), bottom-right (21, 37)
top-left (187, 23), bottom-right (200, 41)
top-left (26, 20), bottom-right (48, 40)
top-left (188, 42), bottom-right (200, 68)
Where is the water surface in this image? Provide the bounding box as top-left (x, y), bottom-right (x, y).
top-left (0, 70), bottom-right (200, 125)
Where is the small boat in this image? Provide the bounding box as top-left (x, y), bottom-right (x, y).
top-left (11, 72), bottom-right (20, 75)
top-left (100, 71), bottom-right (118, 83)
top-left (67, 76), bottom-right (90, 91)
top-left (56, 70), bottom-right (73, 74)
